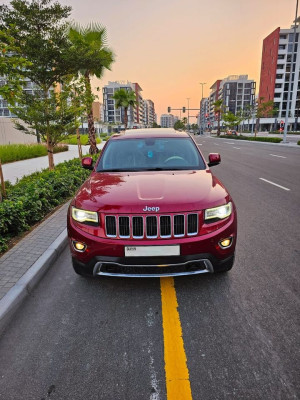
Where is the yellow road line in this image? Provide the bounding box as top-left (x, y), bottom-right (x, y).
top-left (160, 277), bottom-right (193, 400)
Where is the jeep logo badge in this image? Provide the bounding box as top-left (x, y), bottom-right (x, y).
top-left (143, 206), bottom-right (160, 212)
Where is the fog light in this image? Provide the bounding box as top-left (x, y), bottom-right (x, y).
top-left (73, 241), bottom-right (87, 252)
top-left (219, 237), bottom-right (233, 249)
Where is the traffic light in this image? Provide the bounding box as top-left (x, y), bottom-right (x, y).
top-left (167, 106), bottom-right (171, 113)
top-left (182, 107), bottom-right (186, 113)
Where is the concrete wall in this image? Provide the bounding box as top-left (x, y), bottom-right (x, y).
top-left (0, 118), bottom-right (37, 145)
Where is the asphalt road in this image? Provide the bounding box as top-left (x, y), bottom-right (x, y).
top-left (0, 135), bottom-right (299, 400)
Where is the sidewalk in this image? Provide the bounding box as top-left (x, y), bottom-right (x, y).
top-left (2, 143), bottom-right (105, 184)
top-left (0, 143), bottom-right (105, 332)
top-left (0, 201), bottom-right (69, 332)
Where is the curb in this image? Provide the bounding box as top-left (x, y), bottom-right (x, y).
top-left (0, 229), bottom-right (68, 335)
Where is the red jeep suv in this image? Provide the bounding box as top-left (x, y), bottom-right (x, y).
top-left (67, 129), bottom-right (237, 277)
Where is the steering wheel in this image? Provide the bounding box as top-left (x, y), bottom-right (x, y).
top-left (163, 156), bottom-right (187, 165)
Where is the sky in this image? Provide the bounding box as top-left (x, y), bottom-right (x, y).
top-left (3, 0), bottom-right (299, 121)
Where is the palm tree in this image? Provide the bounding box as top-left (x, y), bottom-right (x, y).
top-left (68, 23), bottom-right (114, 154)
top-left (213, 99), bottom-right (223, 136)
top-left (112, 89), bottom-right (137, 129)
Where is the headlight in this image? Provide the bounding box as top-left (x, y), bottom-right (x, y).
top-left (72, 207), bottom-right (98, 224)
top-left (204, 202), bottom-right (232, 221)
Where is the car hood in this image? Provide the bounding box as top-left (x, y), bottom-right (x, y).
top-left (75, 170), bottom-right (231, 213)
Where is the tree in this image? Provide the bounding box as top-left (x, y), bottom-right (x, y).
top-left (152, 122), bottom-right (161, 128)
top-left (68, 23), bottom-right (114, 154)
top-left (0, 0), bottom-right (73, 169)
top-left (112, 89), bottom-right (137, 129)
top-left (174, 120), bottom-right (185, 131)
top-left (222, 111), bottom-right (243, 130)
top-left (255, 97), bottom-right (277, 136)
top-left (213, 99), bottom-right (223, 136)
top-left (11, 80), bottom-right (84, 158)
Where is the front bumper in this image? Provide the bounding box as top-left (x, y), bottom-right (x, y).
top-left (68, 210), bottom-right (237, 277)
top-left (74, 253), bottom-right (234, 277)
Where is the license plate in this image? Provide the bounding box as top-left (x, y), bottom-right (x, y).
top-left (125, 245), bottom-right (180, 257)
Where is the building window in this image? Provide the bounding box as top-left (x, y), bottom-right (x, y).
top-left (280, 34), bottom-right (287, 40)
top-left (277, 54), bottom-right (285, 60)
top-left (277, 64), bottom-right (284, 69)
top-left (278, 44), bottom-right (286, 50)
top-left (276, 74), bottom-right (283, 79)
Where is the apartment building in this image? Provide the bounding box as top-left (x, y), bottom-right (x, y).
top-left (220, 75), bottom-right (256, 115)
top-left (198, 97), bottom-right (209, 131)
top-left (103, 81), bottom-right (145, 128)
top-left (160, 114), bottom-right (176, 128)
top-left (144, 99), bottom-right (156, 127)
top-left (258, 23), bottom-right (300, 130)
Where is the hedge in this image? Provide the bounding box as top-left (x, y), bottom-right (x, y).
top-left (62, 134), bottom-right (101, 145)
top-left (219, 135), bottom-right (283, 143)
top-left (0, 144), bottom-right (68, 164)
top-left (0, 156), bottom-right (97, 253)
top-left (298, 141), bottom-right (300, 146)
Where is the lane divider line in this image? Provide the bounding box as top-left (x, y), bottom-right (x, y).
top-left (233, 147), bottom-right (240, 149)
top-left (269, 154), bottom-right (287, 159)
top-left (160, 277), bottom-right (193, 400)
top-left (259, 178), bottom-right (290, 191)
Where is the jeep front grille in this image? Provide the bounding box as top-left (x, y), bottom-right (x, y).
top-left (105, 213), bottom-right (198, 239)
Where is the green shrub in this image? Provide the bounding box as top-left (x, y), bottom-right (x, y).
top-left (297, 141), bottom-right (300, 146)
top-left (0, 155), bottom-right (99, 253)
top-left (0, 143), bottom-right (68, 164)
top-left (219, 135), bottom-right (282, 143)
top-left (62, 134), bottom-right (101, 145)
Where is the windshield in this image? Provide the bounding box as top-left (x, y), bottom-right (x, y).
top-left (97, 137), bottom-right (206, 172)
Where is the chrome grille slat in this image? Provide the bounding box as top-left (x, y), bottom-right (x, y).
top-left (105, 213), bottom-right (198, 239)
top-left (187, 214), bottom-right (198, 236)
top-left (174, 215), bottom-right (185, 237)
top-left (146, 216), bottom-right (158, 238)
top-left (105, 216), bottom-right (117, 237)
top-left (160, 215), bottom-right (171, 238)
top-left (132, 216), bottom-right (144, 238)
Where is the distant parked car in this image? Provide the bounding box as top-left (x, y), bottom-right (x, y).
top-left (226, 130), bottom-right (238, 136)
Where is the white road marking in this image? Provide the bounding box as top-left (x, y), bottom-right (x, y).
top-left (233, 147), bottom-right (240, 149)
top-left (214, 143), bottom-right (220, 146)
top-left (269, 154), bottom-right (287, 159)
top-left (259, 178), bottom-right (290, 191)
top-left (198, 144), bottom-right (203, 146)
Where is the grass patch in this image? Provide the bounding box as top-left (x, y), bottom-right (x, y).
top-left (0, 155), bottom-right (99, 253)
top-left (0, 144), bottom-right (68, 164)
top-left (219, 135), bottom-right (283, 143)
top-left (62, 134), bottom-right (101, 145)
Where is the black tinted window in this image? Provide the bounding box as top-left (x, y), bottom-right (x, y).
top-left (97, 137), bottom-right (205, 171)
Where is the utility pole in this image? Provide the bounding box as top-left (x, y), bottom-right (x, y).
top-left (199, 82), bottom-right (206, 134)
top-left (283, 0), bottom-right (299, 143)
top-left (186, 98), bottom-right (190, 130)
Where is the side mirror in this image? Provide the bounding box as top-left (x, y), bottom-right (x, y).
top-left (208, 153), bottom-right (221, 167)
top-left (82, 157), bottom-right (93, 170)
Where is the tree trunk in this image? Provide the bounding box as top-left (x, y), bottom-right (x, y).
top-left (84, 72), bottom-right (98, 155)
top-left (217, 113), bottom-right (220, 136)
top-left (76, 128), bottom-right (83, 161)
top-left (87, 110), bottom-right (99, 154)
top-left (47, 134), bottom-right (55, 170)
top-left (255, 118), bottom-right (260, 138)
top-left (124, 107), bottom-right (128, 129)
top-left (0, 158), bottom-right (6, 201)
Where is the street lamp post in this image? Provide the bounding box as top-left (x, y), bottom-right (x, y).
top-left (199, 82), bottom-right (206, 134)
top-left (186, 98), bottom-right (190, 130)
top-left (283, 0), bottom-right (299, 143)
